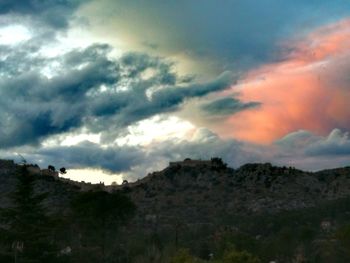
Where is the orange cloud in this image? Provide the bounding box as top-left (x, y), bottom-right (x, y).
top-left (225, 19), bottom-right (350, 144)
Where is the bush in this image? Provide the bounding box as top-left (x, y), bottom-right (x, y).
top-left (222, 249), bottom-right (261, 263)
top-left (170, 249), bottom-right (202, 263)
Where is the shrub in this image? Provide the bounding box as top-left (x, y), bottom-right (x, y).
top-left (222, 249), bottom-right (261, 263)
top-left (170, 248), bottom-right (202, 263)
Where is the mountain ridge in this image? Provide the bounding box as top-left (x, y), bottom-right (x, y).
top-left (1, 158), bottom-right (350, 221)
top-left (2, 158), bottom-right (350, 262)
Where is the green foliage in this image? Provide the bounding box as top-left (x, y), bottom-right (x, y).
top-left (170, 249), bottom-right (202, 263)
top-left (334, 223), bottom-right (350, 260)
top-left (222, 249), bottom-right (261, 263)
top-left (169, 247), bottom-right (261, 263)
top-left (336, 224), bottom-right (350, 246)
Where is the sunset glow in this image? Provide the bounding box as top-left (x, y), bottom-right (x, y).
top-left (227, 19), bottom-right (350, 143)
top-left (1, 1), bottom-right (350, 183)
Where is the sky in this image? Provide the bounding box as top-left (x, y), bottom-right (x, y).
top-left (1, 0), bottom-right (350, 184)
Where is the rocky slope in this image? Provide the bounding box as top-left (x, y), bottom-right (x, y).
top-left (122, 159), bottom-right (350, 227)
top-left (1, 158), bottom-right (350, 224)
top-left (2, 158), bottom-right (350, 262)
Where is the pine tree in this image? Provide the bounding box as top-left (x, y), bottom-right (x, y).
top-left (0, 165), bottom-right (58, 263)
top-left (70, 190), bottom-right (136, 263)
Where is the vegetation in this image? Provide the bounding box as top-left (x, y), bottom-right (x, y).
top-left (0, 165), bottom-right (58, 262)
top-left (70, 190), bottom-right (136, 262)
top-left (1, 160), bottom-right (350, 262)
top-left (0, 165), bottom-right (136, 263)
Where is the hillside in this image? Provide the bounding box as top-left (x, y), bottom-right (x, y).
top-left (1, 158), bottom-right (350, 262)
top-left (1, 158), bottom-right (350, 224)
top-left (121, 159), bottom-right (350, 225)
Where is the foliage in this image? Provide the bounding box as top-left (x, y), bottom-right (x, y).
top-left (221, 249), bottom-right (261, 263)
top-left (71, 190), bottom-right (136, 227)
top-left (170, 249), bottom-right (202, 263)
top-left (70, 190), bottom-right (136, 262)
top-left (59, 167), bottom-right (67, 174)
top-left (0, 165), bottom-right (59, 262)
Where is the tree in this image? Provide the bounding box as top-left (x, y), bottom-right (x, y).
top-left (211, 157), bottom-right (227, 170)
top-left (70, 190), bottom-right (136, 263)
top-left (59, 167), bottom-right (67, 174)
top-left (0, 165), bottom-right (58, 262)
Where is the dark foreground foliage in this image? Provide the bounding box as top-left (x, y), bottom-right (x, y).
top-left (2, 163), bottom-right (350, 262)
top-left (0, 166), bottom-right (135, 263)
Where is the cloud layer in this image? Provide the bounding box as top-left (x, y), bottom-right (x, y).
top-left (0, 0), bottom-right (87, 29)
top-left (4, 127), bottom-right (349, 182)
top-left (82, 0), bottom-right (350, 75)
top-left (0, 41), bottom-right (234, 148)
top-left (201, 97), bottom-right (260, 116)
top-left (1, 1), bottom-right (350, 182)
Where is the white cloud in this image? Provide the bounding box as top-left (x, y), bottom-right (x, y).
top-left (115, 115), bottom-right (195, 146)
top-left (62, 168), bottom-right (123, 185)
top-left (0, 25), bottom-right (31, 45)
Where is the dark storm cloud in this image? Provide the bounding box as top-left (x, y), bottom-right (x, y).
top-left (120, 52), bottom-right (177, 85)
top-left (201, 97), bottom-right (260, 116)
top-left (0, 44), bottom-right (118, 147)
top-left (0, 44), bottom-right (234, 148)
top-left (36, 141), bottom-right (143, 173)
top-left (0, 0), bottom-right (87, 29)
top-left (4, 127), bottom-right (349, 179)
top-left (0, 128), bottom-right (262, 177)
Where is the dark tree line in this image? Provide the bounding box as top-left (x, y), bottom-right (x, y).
top-left (0, 165), bottom-right (136, 263)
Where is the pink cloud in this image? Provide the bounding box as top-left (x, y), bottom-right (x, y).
top-left (225, 19), bottom-right (350, 144)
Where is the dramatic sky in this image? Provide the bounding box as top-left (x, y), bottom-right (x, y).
top-left (1, 0), bottom-right (350, 184)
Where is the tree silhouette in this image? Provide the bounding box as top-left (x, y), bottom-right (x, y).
top-left (59, 167), bottom-right (67, 174)
top-left (70, 190), bottom-right (136, 263)
top-left (0, 165), bottom-right (58, 262)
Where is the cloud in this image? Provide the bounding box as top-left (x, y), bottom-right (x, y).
top-left (274, 130), bottom-right (320, 152)
top-left (0, 0), bottom-right (88, 29)
top-left (2, 0), bottom-right (349, 181)
top-left (224, 19), bottom-right (350, 143)
top-left (0, 42), bottom-right (234, 148)
top-left (201, 97), bottom-right (260, 116)
top-left (3, 124), bottom-right (268, 179)
top-left (272, 128), bottom-right (350, 170)
top-left (305, 129), bottom-right (350, 156)
top-left (122, 127), bottom-right (270, 181)
top-left (275, 128), bottom-right (350, 157)
top-left (0, 44), bottom-right (118, 147)
top-left (82, 0), bottom-right (350, 75)
top-left (2, 125), bottom-right (349, 181)
top-left (36, 141), bottom-right (143, 173)
top-left (0, 126), bottom-right (265, 179)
